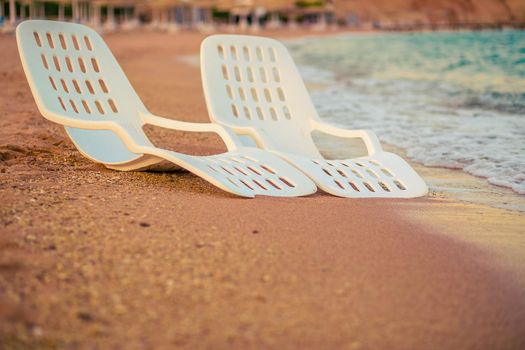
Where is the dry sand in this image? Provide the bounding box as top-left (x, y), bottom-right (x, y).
top-left (1, 30), bottom-right (525, 349)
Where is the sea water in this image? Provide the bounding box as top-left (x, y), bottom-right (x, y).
top-left (286, 30), bottom-right (525, 195)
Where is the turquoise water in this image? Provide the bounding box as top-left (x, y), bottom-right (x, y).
top-left (287, 30), bottom-right (525, 194)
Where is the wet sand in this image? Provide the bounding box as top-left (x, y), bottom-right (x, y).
top-left (1, 30), bottom-right (525, 349)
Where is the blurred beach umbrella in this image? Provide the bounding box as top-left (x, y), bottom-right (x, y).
top-left (92, 0), bottom-right (142, 30)
top-left (215, 0), bottom-right (295, 11)
top-left (4, 0), bottom-right (142, 30)
top-left (147, 0), bottom-right (216, 31)
top-left (214, 0), bottom-right (296, 30)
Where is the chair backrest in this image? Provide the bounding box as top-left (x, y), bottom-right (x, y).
top-left (17, 20), bottom-right (150, 164)
top-left (201, 35), bottom-right (322, 158)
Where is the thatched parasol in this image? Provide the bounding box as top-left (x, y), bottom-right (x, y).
top-left (215, 0), bottom-right (296, 12)
top-left (148, 0), bottom-right (216, 9)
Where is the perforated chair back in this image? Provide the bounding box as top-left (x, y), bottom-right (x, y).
top-left (201, 35), bottom-right (322, 158)
top-left (17, 20), bottom-right (151, 165)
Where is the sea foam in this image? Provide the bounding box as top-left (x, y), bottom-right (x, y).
top-left (286, 31), bottom-right (525, 196)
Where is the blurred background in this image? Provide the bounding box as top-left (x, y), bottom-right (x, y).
top-left (1, 0), bottom-right (524, 33)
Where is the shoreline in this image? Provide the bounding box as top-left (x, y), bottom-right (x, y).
top-left (179, 33), bottom-right (525, 212)
top-left (1, 29), bottom-right (525, 348)
top-left (280, 31), bottom-right (525, 206)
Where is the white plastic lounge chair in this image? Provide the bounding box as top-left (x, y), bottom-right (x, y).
top-left (200, 35), bottom-right (428, 198)
top-left (16, 21), bottom-right (316, 198)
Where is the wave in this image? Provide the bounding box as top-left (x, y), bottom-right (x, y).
top-left (293, 62), bottom-right (525, 196)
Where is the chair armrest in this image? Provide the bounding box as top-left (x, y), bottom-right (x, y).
top-left (211, 120), bottom-right (270, 150)
top-left (311, 119), bottom-right (382, 156)
top-left (141, 113), bottom-right (241, 150)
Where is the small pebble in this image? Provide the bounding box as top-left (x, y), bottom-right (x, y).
top-left (252, 230), bottom-right (259, 234)
top-left (139, 222), bottom-right (151, 228)
top-left (77, 311), bottom-right (93, 322)
top-left (262, 274), bottom-right (271, 282)
top-left (32, 326), bottom-right (43, 337)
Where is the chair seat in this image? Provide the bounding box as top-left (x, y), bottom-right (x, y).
top-left (282, 152), bottom-right (428, 198)
top-left (165, 147), bottom-right (317, 197)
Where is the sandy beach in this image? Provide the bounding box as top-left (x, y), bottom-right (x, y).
top-left (1, 29), bottom-right (525, 349)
